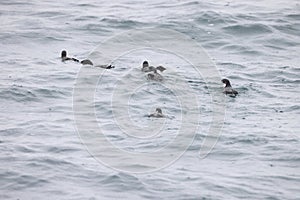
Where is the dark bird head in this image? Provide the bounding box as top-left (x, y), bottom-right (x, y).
top-left (61, 50), bottom-right (67, 58)
top-left (221, 78), bottom-right (231, 87)
top-left (156, 108), bottom-right (162, 114)
top-left (143, 61), bottom-right (149, 68)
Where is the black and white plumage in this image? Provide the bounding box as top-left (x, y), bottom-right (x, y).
top-left (222, 78), bottom-right (238, 97)
top-left (147, 72), bottom-right (164, 81)
top-left (141, 61), bottom-right (166, 73)
top-left (142, 60), bottom-right (165, 81)
top-left (61, 50), bottom-right (114, 69)
top-left (61, 50), bottom-right (79, 62)
top-left (148, 108), bottom-right (164, 118)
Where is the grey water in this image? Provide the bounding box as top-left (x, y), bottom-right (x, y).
top-left (0, 0), bottom-right (300, 199)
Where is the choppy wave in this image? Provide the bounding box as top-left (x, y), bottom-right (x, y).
top-left (0, 0), bottom-right (299, 199)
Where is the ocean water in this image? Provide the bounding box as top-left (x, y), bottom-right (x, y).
top-left (1, 0), bottom-right (300, 199)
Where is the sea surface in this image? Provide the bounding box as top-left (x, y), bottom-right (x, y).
top-left (0, 0), bottom-right (300, 199)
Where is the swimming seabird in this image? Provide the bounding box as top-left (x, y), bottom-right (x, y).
top-left (222, 78), bottom-right (238, 97)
